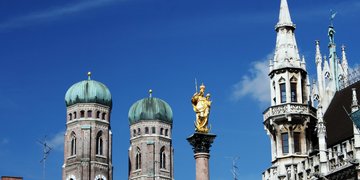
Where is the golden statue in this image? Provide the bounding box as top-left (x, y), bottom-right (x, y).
top-left (191, 83), bottom-right (211, 133)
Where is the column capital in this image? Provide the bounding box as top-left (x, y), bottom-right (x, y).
top-left (187, 133), bottom-right (216, 154)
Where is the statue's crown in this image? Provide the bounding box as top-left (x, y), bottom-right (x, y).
top-left (200, 83), bottom-right (205, 89)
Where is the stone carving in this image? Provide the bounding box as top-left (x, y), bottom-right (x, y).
top-left (264, 104), bottom-right (316, 121)
top-left (187, 133), bottom-right (216, 154)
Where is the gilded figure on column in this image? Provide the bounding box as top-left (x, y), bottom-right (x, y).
top-left (191, 83), bottom-right (211, 133)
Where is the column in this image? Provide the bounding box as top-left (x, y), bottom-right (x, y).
top-left (187, 133), bottom-right (216, 180)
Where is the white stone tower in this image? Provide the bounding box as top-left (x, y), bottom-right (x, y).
top-left (128, 92), bottom-right (174, 180)
top-left (263, 0), bottom-right (317, 179)
top-left (62, 73), bottom-right (113, 180)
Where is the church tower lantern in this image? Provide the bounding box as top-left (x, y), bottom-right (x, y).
top-left (62, 72), bottom-right (113, 180)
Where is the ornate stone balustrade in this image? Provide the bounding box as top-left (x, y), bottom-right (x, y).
top-left (263, 103), bottom-right (316, 122)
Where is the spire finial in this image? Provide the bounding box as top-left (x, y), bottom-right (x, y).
top-left (149, 89), bottom-right (153, 98)
top-left (330, 10), bottom-right (337, 27)
top-left (276, 0), bottom-right (294, 29)
top-left (315, 40), bottom-right (322, 64)
top-left (87, 72), bottom-right (91, 80)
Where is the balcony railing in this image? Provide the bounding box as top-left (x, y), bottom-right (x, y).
top-left (263, 103), bottom-right (316, 122)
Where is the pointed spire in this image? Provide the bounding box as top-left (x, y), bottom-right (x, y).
top-left (276, 0), bottom-right (295, 29)
top-left (341, 45), bottom-right (349, 77)
top-left (342, 45), bottom-right (347, 61)
top-left (315, 40), bottom-right (322, 64)
top-left (272, 0), bottom-right (301, 70)
top-left (269, 58), bottom-right (274, 72)
top-left (301, 55), bottom-right (306, 70)
top-left (323, 56), bottom-right (330, 78)
top-left (312, 80), bottom-right (319, 101)
top-left (352, 88), bottom-right (359, 112)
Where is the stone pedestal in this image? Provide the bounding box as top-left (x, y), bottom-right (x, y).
top-left (187, 133), bottom-right (216, 180)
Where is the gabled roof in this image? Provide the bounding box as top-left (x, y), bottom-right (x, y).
top-left (324, 81), bottom-right (360, 147)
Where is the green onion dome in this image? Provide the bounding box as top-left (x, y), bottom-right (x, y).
top-left (65, 73), bottom-right (112, 108)
top-left (128, 97), bottom-right (173, 125)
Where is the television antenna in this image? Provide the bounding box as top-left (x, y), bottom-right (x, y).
top-left (226, 156), bottom-right (240, 180)
top-left (38, 136), bottom-right (53, 180)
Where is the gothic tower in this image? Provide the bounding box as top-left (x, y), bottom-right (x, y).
top-left (62, 73), bottom-right (113, 180)
top-left (263, 0), bottom-right (317, 179)
top-left (128, 91), bottom-right (174, 180)
top-left (313, 18), bottom-right (350, 111)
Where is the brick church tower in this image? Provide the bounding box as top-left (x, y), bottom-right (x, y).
top-left (128, 91), bottom-right (174, 180)
top-left (62, 73), bottom-right (113, 180)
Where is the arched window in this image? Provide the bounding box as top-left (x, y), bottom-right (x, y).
top-left (70, 132), bottom-right (76, 156)
top-left (80, 110), bottom-right (85, 118)
top-left (73, 112), bottom-right (77, 119)
top-left (135, 147), bottom-right (141, 170)
top-left (279, 78), bottom-right (286, 103)
top-left (87, 110), bottom-right (92, 118)
top-left (96, 131), bottom-right (103, 155)
top-left (69, 113), bottom-right (72, 120)
top-left (152, 127), bottom-right (156, 134)
top-left (145, 127), bottom-right (149, 134)
top-left (137, 128), bottom-right (141, 135)
top-left (281, 133), bottom-right (289, 154)
top-left (102, 113), bottom-right (106, 120)
top-left (160, 146), bottom-right (166, 169)
top-left (133, 129), bottom-right (136, 137)
top-left (96, 111), bottom-right (101, 119)
top-left (294, 132), bottom-right (301, 153)
top-left (160, 128), bottom-right (164, 135)
top-left (165, 129), bottom-right (169, 136)
top-left (290, 77), bottom-right (297, 102)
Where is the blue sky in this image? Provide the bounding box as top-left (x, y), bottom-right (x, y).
top-left (0, 0), bottom-right (360, 179)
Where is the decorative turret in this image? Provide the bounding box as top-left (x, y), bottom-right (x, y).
top-left (315, 41), bottom-right (324, 103)
top-left (272, 0), bottom-right (302, 71)
top-left (263, 1), bottom-right (317, 179)
top-left (342, 45), bottom-right (349, 86)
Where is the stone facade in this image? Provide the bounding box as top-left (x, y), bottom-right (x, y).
top-left (62, 103), bottom-right (113, 180)
top-left (263, 0), bottom-right (360, 179)
top-left (128, 120), bottom-right (174, 180)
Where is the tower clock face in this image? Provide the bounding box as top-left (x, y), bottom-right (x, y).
top-left (95, 174), bottom-right (107, 180)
